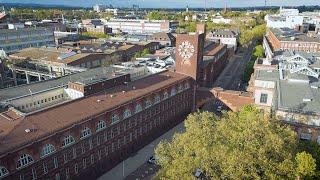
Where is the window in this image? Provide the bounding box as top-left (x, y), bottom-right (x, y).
top-left (32, 168), bottom-right (37, 180)
top-left (0, 166), bottom-right (9, 178)
top-left (40, 144), bottom-right (55, 158)
top-left (53, 157), bottom-right (58, 169)
top-left (73, 148), bottom-right (77, 159)
top-left (171, 88), bottom-right (176, 96)
top-left (91, 154), bottom-right (94, 164)
top-left (16, 154), bottom-right (34, 169)
top-left (83, 158), bottom-right (87, 169)
top-left (96, 120), bottom-right (106, 132)
top-left (135, 104), bottom-right (142, 113)
top-left (80, 127), bottom-right (92, 139)
top-left (123, 109), bottom-right (132, 119)
top-left (42, 163), bottom-right (48, 174)
top-left (163, 91), bottom-right (169, 100)
top-left (260, 93), bottom-right (268, 104)
top-left (74, 164), bottom-right (78, 174)
top-left (184, 82), bottom-right (190, 89)
top-left (154, 95), bottom-right (161, 104)
top-left (178, 84), bottom-right (183, 92)
top-left (65, 168), bottom-right (69, 179)
top-left (111, 114), bottom-right (120, 124)
top-left (62, 135), bottom-right (75, 147)
top-left (145, 100), bottom-right (152, 108)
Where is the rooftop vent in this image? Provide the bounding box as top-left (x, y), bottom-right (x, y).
top-left (311, 86), bottom-right (319, 89)
top-left (97, 99), bottom-right (101, 103)
top-left (122, 91), bottom-right (126, 94)
top-left (110, 94), bottom-right (116, 98)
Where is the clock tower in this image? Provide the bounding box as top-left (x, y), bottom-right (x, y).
top-left (175, 31), bottom-right (205, 83)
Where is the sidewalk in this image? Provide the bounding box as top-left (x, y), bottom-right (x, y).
top-left (98, 122), bottom-right (186, 180)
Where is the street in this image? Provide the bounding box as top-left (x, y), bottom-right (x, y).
top-left (213, 45), bottom-right (255, 91)
top-left (98, 122), bottom-right (185, 180)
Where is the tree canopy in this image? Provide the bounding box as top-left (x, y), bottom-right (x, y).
top-left (155, 106), bottom-right (316, 179)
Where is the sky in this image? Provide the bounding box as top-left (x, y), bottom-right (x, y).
top-left (2, 0), bottom-right (320, 8)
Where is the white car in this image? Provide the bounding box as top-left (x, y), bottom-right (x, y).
top-left (217, 106), bottom-right (222, 112)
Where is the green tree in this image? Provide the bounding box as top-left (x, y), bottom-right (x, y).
top-left (239, 30), bottom-right (253, 48)
top-left (155, 106), bottom-right (298, 179)
top-left (253, 45), bottom-right (265, 58)
top-left (295, 152), bottom-right (316, 179)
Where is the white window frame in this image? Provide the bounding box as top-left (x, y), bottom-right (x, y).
top-left (62, 135), bottom-right (75, 147)
top-left (171, 88), bottom-right (176, 96)
top-left (145, 100), bottom-right (152, 108)
top-left (123, 109), bottom-right (132, 119)
top-left (163, 91), bottom-right (169, 100)
top-left (40, 144), bottom-right (55, 158)
top-left (16, 154), bottom-right (34, 169)
top-left (80, 127), bottom-right (92, 139)
top-left (0, 166), bottom-right (9, 178)
top-left (154, 95), bottom-right (161, 104)
top-left (135, 104), bottom-right (142, 113)
top-left (96, 120), bottom-right (106, 132)
top-left (111, 114), bottom-right (120, 124)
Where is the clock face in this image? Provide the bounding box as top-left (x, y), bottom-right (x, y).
top-left (178, 41), bottom-right (195, 62)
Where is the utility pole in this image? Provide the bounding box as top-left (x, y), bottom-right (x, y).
top-left (204, 0), bottom-right (207, 12)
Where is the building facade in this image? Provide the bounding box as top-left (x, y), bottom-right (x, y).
top-left (0, 25), bottom-right (215, 180)
top-left (105, 19), bottom-right (179, 34)
top-left (266, 28), bottom-right (320, 53)
top-left (0, 28), bottom-right (55, 54)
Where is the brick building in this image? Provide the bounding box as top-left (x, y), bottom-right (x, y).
top-left (0, 25), bottom-right (220, 180)
top-left (266, 28), bottom-right (320, 53)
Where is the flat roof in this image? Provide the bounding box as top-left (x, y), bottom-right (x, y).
top-left (270, 28), bottom-right (320, 43)
top-left (255, 69), bottom-right (279, 81)
top-left (0, 70), bottom-right (190, 155)
top-left (0, 67), bottom-right (118, 101)
top-left (9, 47), bottom-right (91, 64)
top-left (278, 80), bottom-right (320, 115)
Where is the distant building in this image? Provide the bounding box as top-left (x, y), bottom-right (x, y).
top-left (93, 4), bottom-right (106, 13)
top-left (0, 28), bottom-right (55, 54)
top-left (211, 13), bottom-right (231, 24)
top-left (105, 19), bottom-right (179, 34)
top-left (206, 29), bottom-right (238, 51)
top-left (248, 52), bottom-right (320, 144)
top-left (150, 32), bottom-right (176, 47)
top-left (265, 28), bottom-right (320, 53)
top-left (265, 8), bottom-right (303, 28)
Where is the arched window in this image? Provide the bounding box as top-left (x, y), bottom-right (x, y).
top-left (154, 95), bottom-right (161, 104)
top-left (16, 154), bottom-right (34, 169)
top-left (135, 104), bottom-right (142, 113)
top-left (178, 84), bottom-right (183, 92)
top-left (111, 114), bottom-right (119, 124)
top-left (0, 166), bottom-right (9, 178)
top-left (123, 109), bottom-right (132, 119)
top-left (80, 127), bottom-right (92, 139)
top-left (163, 91), bottom-right (169, 100)
top-left (145, 100), bottom-right (152, 108)
top-left (171, 87), bottom-right (176, 96)
top-left (62, 135), bottom-right (75, 147)
top-left (185, 82), bottom-right (190, 89)
top-left (96, 120), bottom-right (106, 132)
top-left (40, 144), bottom-right (55, 158)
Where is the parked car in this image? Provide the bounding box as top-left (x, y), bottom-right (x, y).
top-left (194, 169), bottom-right (203, 178)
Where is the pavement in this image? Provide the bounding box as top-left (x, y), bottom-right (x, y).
top-left (97, 122), bottom-right (186, 180)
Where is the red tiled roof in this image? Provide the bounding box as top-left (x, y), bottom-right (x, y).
top-left (0, 70), bottom-right (190, 155)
